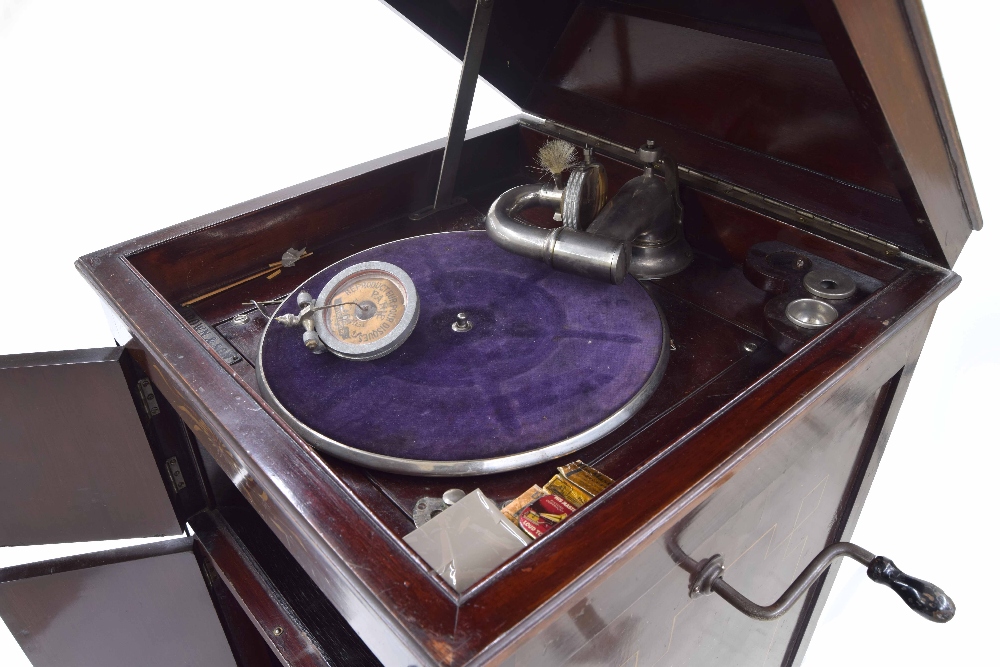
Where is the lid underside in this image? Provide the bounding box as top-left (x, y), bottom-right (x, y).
top-left (386, 0), bottom-right (980, 267)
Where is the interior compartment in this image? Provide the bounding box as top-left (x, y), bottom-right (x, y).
top-left (124, 122), bottom-right (907, 587)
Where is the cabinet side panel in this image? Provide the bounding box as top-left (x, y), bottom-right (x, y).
top-left (784, 308), bottom-right (937, 666)
top-left (505, 370), bottom-right (893, 667)
top-left (0, 348), bottom-right (180, 546)
top-left (0, 550), bottom-right (237, 667)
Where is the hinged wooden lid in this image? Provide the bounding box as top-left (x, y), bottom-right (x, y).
top-left (388, 0), bottom-right (981, 267)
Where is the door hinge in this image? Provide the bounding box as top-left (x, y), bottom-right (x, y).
top-left (678, 165), bottom-right (901, 258)
top-left (164, 456), bottom-right (187, 493)
top-left (137, 378), bottom-right (161, 417)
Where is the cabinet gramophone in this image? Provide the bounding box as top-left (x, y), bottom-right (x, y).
top-left (0, 1), bottom-right (979, 666)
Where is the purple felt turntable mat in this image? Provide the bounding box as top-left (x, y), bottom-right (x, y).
top-left (258, 231), bottom-right (664, 462)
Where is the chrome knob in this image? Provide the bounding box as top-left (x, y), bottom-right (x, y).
top-left (452, 312), bottom-right (473, 333)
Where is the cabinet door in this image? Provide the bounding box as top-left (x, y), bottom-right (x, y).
top-left (0, 347), bottom-right (351, 666)
top-left (0, 347), bottom-right (182, 546)
top-left (0, 538), bottom-right (239, 667)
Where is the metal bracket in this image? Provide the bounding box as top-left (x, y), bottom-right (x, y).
top-left (520, 117), bottom-right (902, 260)
top-left (410, 0), bottom-right (494, 220)
top-left (179, 306), bottom-right (243, 365)
top-left (137, 378), bottom-right (161, 417)
top-left (412, 489), bottom-right (465, 527)
top-left (164, 456), bottom-right (187, 493)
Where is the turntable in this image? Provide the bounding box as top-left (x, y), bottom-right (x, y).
top-left (2, 2), bottom-right (981, 667)
top-left (257, 231), bottom-right (668, 475)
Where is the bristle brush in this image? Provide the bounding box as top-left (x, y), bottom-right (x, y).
top-left (536, 139), bottom-right (578, 188)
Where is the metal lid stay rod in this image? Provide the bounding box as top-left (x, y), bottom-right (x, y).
top-left (410, 0), bottom-right (494, 220)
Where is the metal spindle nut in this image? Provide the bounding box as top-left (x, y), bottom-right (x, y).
top-left (452, 313), bottom-right (473, 332)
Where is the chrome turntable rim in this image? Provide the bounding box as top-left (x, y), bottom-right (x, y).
top-left (257, 308), bottom-right (668, 476)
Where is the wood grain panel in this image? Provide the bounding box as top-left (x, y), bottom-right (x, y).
top-left (0, 549), bottom-right (236, 667)
top-left (899, 0), bottom-right (982, 233)
top-left (0, 348), bottom-right (180, 546)
top-left (807, 0), bottom-right (978, 266)
top-left (510, 383), bottom-right (880, 666)
top-left (541, 3), bottom-right (896, 197)
top-left (498, 311), bottom-right (924, 666)
top-left (192, 510), bottom-right (382, 667)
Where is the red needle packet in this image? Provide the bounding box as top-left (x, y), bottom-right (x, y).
top-left (517, 494), bottom-right (577, 539)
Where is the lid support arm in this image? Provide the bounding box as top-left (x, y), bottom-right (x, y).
top-left (411, 0), bottom-right (494, 220)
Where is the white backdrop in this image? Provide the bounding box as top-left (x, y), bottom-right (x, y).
top-left (0, 1), bottom-right (995, 665)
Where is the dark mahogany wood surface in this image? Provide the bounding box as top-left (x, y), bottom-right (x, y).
top-left (503, 367), bottom-right (901, 666)
top-left (192, 510), bottom-right (381, 667)
top-left (193, 513), bottom-right (334, 667)
top-left (389, 0), bottom-right (981, 267)
top-left (197, 550), bottom-right (283, 667)
top-left (806, 0), bottom-right (981, 266)
top-left (75, 115), bottom-right (960, 665)
top-left (127, 127), bottom-right (521, 311)
top-left (531, 86), bottom-right (928, 258)
top-left (0, 347), bottom-right (180, 547)
top-left (0, 537), bottom-right (192, 582)
top-left (539, 2), bottom-right (897, 197)
top-left (0, 543), bottom-right (237, 667)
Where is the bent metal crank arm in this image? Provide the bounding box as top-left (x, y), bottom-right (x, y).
top-left (688, 542), bottom-right (956, 623)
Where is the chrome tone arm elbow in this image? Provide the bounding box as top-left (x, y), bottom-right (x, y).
top-left (485, 140), bottom-right (693, 284)
top-left (486, 184), bottom-right (629, 284)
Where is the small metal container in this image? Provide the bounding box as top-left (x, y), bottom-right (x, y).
top-left (802, 269), bottom-right (857, 300)
top-left (785, 298), bottom-right (839, 329)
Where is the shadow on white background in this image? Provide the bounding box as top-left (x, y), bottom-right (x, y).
top-left (0, 1), bottom-right (995, 665)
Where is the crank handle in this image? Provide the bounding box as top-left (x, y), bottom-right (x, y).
top-left (689, 542), bottom-right (955, 623)
top-left (866, 555), bottom-right (955, 623)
